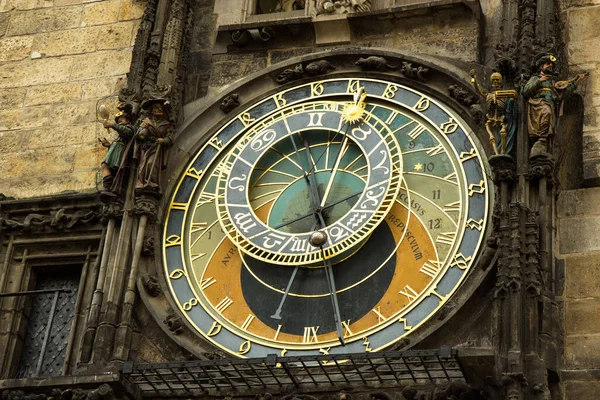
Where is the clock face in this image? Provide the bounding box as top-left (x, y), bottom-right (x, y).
top-left (163, 78), bottom-right (491, 358)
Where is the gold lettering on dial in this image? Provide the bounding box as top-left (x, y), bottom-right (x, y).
top-left (307, 112), bottom-right (325, 127)
top-left (185, 167), bottom-right (203, 179)
top-left (420, 259), bottom-right (442, 278)
top-left (274, 324), bottom-right (283, 340)
top-left (191, 222), bottom-right (208, 233)
top-left (443, 201), bottom-right (460, 213)
top-left (385, 111), bottom-right (398, 125)
top-left (362, 337), bottom-right (373, 352)
top-left (460, 148), bottom-right (477, 162)
top-left (303, 326), bottom-right (319, 343)
top-left (342, 320), bottom-right (353, 336)
top-left (241, 314), bottom-right (255, 331)
top-left (466, 218), bottom-right (484, 231)
top-left (200, 277), bottom-right (216, 290)
top-left (426, 144), bottom-right (445, 157)
top-left (311, 82), bottom-right (324, 97)
top-left (191, 253), bottom-right (206, 262)
top-left (165, 235), bottom-right (182, 247)
top-left (371, 307), bottom-right (387, 323)
top-left (169, 269), bottom-right (186, 280)
top-left (414, 96), bottom-right (430, 111)
top-left (407, 125), bottom-right (426, 140)
top-left (383, 84), bottom-right (398, 99)
top-left (238, 340), bottom-right (252, 355)
top-left (274, 93), bottom-right (287, 108)
top-left (170, 202), bottom-right (187, 210)
top-left (449, 253), bottom-right (472, 270)
top-left (207, 321), bottom-right (222, 337)
top-left (440, 118), bottom-right (459, 134)
top-left (319, 347), bottom-right (331, 355)
top-left (183, 297), bottom-right (199, 311)
top-left (347, 79), bottom-right (360, 94)
top-left (468, 180), bottom-right (486, 196)
top-left (215, 297), bottom-right (233, 313)
top-left (436, 232), bottom-right (456, 245)
top-left (399, 285), bottom-right (418, 302)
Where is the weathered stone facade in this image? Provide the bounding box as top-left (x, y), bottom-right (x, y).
top-left (1, 0), bottom-right (600, 399)
top-left (0, 0), bottom-right (145, 198)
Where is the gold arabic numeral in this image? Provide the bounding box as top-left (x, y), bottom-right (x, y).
top-left (362, 336), bottom-right (373, 352)
top-left (436, 232), bottom-right (456, 246)
top-left (450, 253), bottom-right (472, 270)
top-left (274, 93), bottom-right (287, 108)
top-left (165, 235), bottom-right (182, 247)
top-left (238, 340), bottom-right (252, 355)
top-left (241, 314), bottom-right (255, 331)
top-left (385, 111), bottom-right (398, 125)
top-left (170, 202), bottom-right (187, 211)
top-left (420, 259), bottom-right (442, 278)
top-left (169, 269), bottom-right (186, 280)
top-left (383, 84), bottom-right (399, 99)
top-left (414, 96), bottom-right (430, 111)
top-left (468, 180), bottom-right (486, 196)
top-left (209, 137), bottom-right (223, 150)
top-left (407, 125), bottom-right (426, 140)
top-left (191, 222), bottom-right (208, 234)
top-left (399, 285), bottom-right (418, 302)
top-left (274, 324), bottom-right (283, 341)
top-left (280, 348), bottom-right (288, 357)
top-left (307, 112), bottom-right (325, 127)
top-left (440, 118), bottom-right (459, 135)
top-left (341, 320), bottom-right (353, 337)
top-left (214, 296), bottom-right (233, 313)
top-left (302, 326), bottom-right (319, 343)
top-left (466, 218), bottom-right (484, 231)
top-left (460, 148), bottom-right (478, 162)
top-left (443, 201), bottom-right (461, 213)
top-left (207, 321), bottom-right (222, 337)
top-left (200, 276), bottom-right (217, 290)
top-left (185, 167), bottom-right (203, 179)
top-left (182, 297), bottom-right (199, 311)
top-left (347, 79), bottom-right (360, 94)
top-left (311, 81), bottom-right (324, 97)
top-left (371, 307), bottom-right (387, 323)
top-left (399, 317), bottom-right (413, 331)
top-left (426, 144), bottom-right (445, 157)
top-left (239, 112), bottom-right (255, 127)
top-left (191, 252), bottom-right (206, 262)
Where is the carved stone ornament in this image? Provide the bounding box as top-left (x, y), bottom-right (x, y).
top-left (448, 84), bottom-right (483, 125)
top-left (355, 56), bottom-right (397, 71)
top-left (142, 234), bottom-right (155, 256)
top-left (276, 64), bottom-right (304, 84)
top-left (400, 62), bottom-right (429, 81)
top-left (304, 59), bottom-right (336, 76)
top-left (489, 154), bottom-right (517, 183)
top-left (134, 192), bottom-right (160, 219)
top-left (529, 153), bottom-right (555, 180)
top-left (315, 0), bottom-right (372, 15)
top-left (220, 93), bottom-right (240, 113)
top-left (164, 313), bottom-right (184, 335)
top-left (100, 201), bottom-right (124, 221)
top-left (0, 208), bottom-right (99, 233)
top-left (231, 27), bottom-right (274, 46)
top-left (141, 274), bottom-right (162, 297)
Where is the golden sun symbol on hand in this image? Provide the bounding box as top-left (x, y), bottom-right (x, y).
top-left (341, 92), bottom-right (367, 124)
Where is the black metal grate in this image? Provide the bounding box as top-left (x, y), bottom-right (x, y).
top-left (122, 347), bottom-right (464, 397)
top-left (14, 271), bottom-right (79, 379)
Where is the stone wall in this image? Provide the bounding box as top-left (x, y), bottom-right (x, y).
top-left (557, 1), bottom-right (600, 398)
top-left (560, 2), bottom-right (600, 184)
top-left (0, 0), bottom-right (146, 199)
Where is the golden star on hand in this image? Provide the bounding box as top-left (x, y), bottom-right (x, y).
top-left (414, 163), bottom-right (423, 171)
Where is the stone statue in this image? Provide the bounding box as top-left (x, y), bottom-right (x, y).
top-left (98, 111), bottom-right (135, 201)
top-left (134, 100), bottom-right (174, 195)
top-left (274, 0), bottom-right (305, 11)
top-left (523, 54), bottom-right (587, 155)
top-left (470, 70), bottom-right (518, 156)
top-left (315, 0), bottom-right (371, 14)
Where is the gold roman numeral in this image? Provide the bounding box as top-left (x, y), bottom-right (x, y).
top-left (371, 307), bottom-right (387, 323)
top-left (200, 277), bottom-right (216, 290)
top-left (426, 144), bottom-right (445, 157)
top-left (241, 314), bottom-right (255, 331)
top-left (399, 285), bottom-right (418, 302)
top-left (303, 326), bottom-right (319, 343)
top-left (342, 320), bottom-right (353, 336)
top-left (215, 297), bottom-right (233, 313)
top-left (420, 259), bottom-right (442, 278)
top-left (407, 125), bottom-right (426, 140)
top-left (436, 232), bottom-right (456, 245)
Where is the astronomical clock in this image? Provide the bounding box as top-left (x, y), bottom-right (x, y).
top-left (162, 76), bottom-right (492, 358)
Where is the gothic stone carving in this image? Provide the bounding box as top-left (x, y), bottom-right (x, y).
top-left (315, 0), bottom-right (372, 15)
top-left (275, 60), bottom-right (336, 84)
top-left (401, 62), bottom-right (429, 81)
top-left (355, 56), bottom-right (397, 71)
top-left (141, 274), bottom-right (162, 297)
top-left (220, 93), bottom-right (240, 113)
top-left (0, 208), bottom-right (99, 233)
top-left (1, 384), bottom-right (124, 400)
top-left (164, 313), bottom-right (184, 335)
